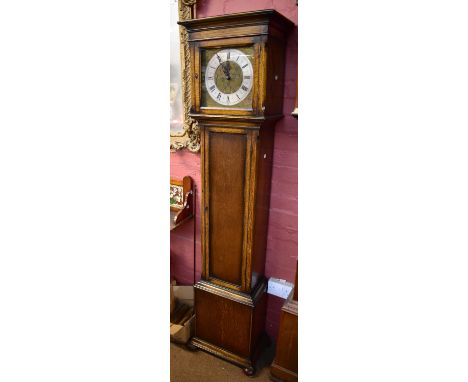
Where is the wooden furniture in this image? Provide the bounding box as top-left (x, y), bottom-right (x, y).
top-left (179, 10), bottom-right (294, 376)
top-left (270, 263), bottom-right (298, 382)
top-left (170, 176), bottom-right (194, 231)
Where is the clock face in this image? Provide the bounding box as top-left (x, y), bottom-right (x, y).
top-left (201, 47), bottom-right (254, 109)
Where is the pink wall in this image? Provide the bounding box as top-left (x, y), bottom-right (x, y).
top-left (170, 0), bottom-right (298, 341)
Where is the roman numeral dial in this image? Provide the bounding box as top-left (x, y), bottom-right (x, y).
top-left (203, 48), bottom-right (254, 107)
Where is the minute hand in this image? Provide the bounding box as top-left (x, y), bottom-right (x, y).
top-left (221, 61), bottom-right (231, 80)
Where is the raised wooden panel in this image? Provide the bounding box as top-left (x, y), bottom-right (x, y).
top-left (195, 288), bottom-right (251, 358)
top-left (208, 129), bottom-right (247, 286)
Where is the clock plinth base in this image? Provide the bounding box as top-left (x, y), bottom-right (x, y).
top-left (191, 279), bottom-right (268, 375)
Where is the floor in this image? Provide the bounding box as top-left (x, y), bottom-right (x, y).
top-left (170, 341), bottom-right (276, 382)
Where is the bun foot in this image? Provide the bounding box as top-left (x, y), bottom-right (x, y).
top-left (243, 366), bottom-right (255, 377)
top-left (186, 342), bottom-right (198, 352)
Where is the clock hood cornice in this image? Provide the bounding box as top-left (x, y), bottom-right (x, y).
top-left (178, 9), bottom-right (294, 37)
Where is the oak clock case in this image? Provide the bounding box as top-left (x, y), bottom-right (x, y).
top-left (179, 10), bottom-right (294, 376)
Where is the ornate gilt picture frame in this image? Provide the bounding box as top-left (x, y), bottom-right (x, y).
top-left (170, 0), bottom-right (200, 152)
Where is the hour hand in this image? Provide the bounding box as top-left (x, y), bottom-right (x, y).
top-left (216, 53), bottom-right (231, 80)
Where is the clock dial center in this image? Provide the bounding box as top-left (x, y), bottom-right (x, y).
top-left (214, 61), bottom-right (243, 94)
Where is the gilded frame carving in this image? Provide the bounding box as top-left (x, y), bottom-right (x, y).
top-left (170, 0), bottom-right (200, 152)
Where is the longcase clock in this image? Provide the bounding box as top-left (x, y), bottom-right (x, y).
top-left (178, 10), bottom-right (294, 376)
